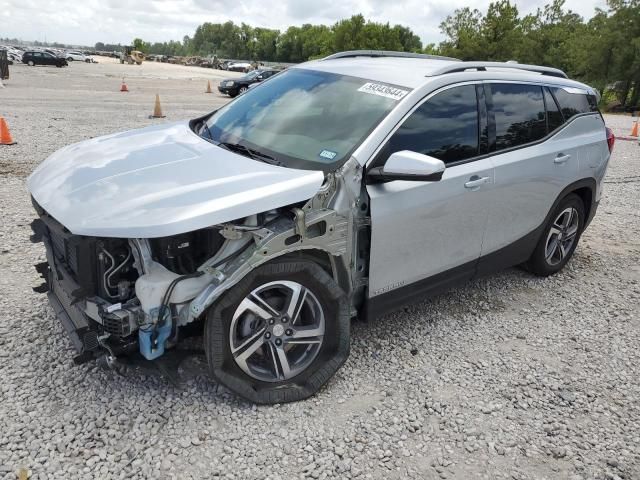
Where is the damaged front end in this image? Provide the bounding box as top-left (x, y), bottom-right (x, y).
top-left (30, 159), bottom-right (368, 367)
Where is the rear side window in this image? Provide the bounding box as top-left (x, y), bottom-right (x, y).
top-left (383, 85), bottom-right (479, 164)
top-left (490, 83), bottom-right (546, 151)
top-left (549, 87), bottom-right (598, 120)
top-left (544, 87), bottom-right (564, 132)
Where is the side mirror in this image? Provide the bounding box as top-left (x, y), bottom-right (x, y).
top-left (256, 75), bottom-right (264, 81)
top-left (367, 151), bottom-right (445, 183)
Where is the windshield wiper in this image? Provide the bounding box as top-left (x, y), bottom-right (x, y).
top-left (200, 121), bottom-right (214, 140)
top-left (218, 142), bottom-right (282, 166)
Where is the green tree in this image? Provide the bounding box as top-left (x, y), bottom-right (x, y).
top-left (438, 8), bottom-right (485, 59)
top-left (132, 38), bottom-right (150, 53)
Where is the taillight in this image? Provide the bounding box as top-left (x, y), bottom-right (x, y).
top-left (606, 127), bottom-right (615, 153)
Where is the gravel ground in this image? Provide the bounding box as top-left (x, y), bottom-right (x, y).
top-left (1, 62), bottom-right (639, 480)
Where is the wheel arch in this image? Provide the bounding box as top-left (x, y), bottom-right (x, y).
top-left (572, 185), bottom-right (594, 225)
top-left (273, 249), bottom-right (351, 297)
top-left (190, 246), bottom-right (351, 322)
top-left (553, 177), bottom-right (596, 229)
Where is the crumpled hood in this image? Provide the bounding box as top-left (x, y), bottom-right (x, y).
top-left (27, 121), bottom-right (324, 238)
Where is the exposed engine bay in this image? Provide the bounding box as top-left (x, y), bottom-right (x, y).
top-left (30, 158), bottom-right (369, 366)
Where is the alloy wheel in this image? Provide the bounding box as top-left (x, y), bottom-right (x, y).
top-left (545, 207), bottom-right (579, 266)
top-left (229, 281), bottom-right (325, 382)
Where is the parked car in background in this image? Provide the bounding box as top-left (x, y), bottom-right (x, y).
top-left (22, 51), bottom-right (67, 67)
top-left (227, 62), bottom-right (253, 73)
top-left (218, 69), bottom-right (279, 97)
top-left (65, 51), bottom-right (89, 62)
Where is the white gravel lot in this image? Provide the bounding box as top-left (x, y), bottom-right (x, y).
top-left (0, 61), bottom-right (639, 480)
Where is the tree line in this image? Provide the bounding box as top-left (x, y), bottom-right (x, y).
top-left (98, 0), bottom-right (638, 107)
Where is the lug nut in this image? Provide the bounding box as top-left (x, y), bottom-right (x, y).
top-left (285, 329), bottom-right (293, 336)
top-left (281, 316), bottom-right (288, 323)
top-left (269, 318), bottom-right (275, 325)
top-left (265, 332), bottom-right (271, 339)
top-left (275, 338), bottom-right (282, 346)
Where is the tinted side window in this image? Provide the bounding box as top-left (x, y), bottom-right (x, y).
top-left (491, 83), bottom-right (546, 151)
top-left (384, 85), bottom-right (479, 165)
top-left (544, 87), bottom-right (564, 132)
top-left (550, 87), bottom-right (598, 120)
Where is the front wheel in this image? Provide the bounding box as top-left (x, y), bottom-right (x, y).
top-left (238, 86), bottom-right (248, 95)
top-left (67, 57), bottom-right (73, 62)
top-left (28, 60), bottom-right (35, 66)
top-left (526, 193), bottom-right (585, 276)
top-left (204, 260), bottom-right (350, 404)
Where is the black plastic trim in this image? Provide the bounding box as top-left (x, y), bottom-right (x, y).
top-left (364, 261), bottom-right (475, 321)
top-left (47, 289), bottom-right (85, 353)
top-left (476, 85), bottom-right (489, 155)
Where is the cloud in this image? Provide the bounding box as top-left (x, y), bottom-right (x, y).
top-left (2, 0), bottom-right (607, 47)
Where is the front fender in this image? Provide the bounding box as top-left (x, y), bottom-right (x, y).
top-left (187, 209), bottom-right (349, 322)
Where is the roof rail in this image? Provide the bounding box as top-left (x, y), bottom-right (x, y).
top-left (428, 61), bottom-right (567, 78)
top-left (322, 50), bottom-right (460, 62)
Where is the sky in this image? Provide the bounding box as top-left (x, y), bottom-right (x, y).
top-left (1, 0), bottom-right (607, 47)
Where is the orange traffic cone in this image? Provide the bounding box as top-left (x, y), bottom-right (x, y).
top-left (149, 94), bottom-right (166, 119)
top-left (120, 78), bottom-right (129, 92)
top-left (0, 117), bottom-right (16, 145)
top-left (205, 80), bottom-right (212, 93)
top-left (631, 119), bottom-right (639, 137)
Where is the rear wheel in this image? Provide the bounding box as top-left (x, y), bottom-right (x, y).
top-left (67, 57), bottom-right (73, 62)
top-left (28, 60), bottom-right (34, 66)
top-left (204, 260), bottom-right (350, 404)
top-left (526, 193), bottom-right (585, 276)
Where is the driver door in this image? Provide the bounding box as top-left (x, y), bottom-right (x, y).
top-left (366, 84), bottom-right (493, 314)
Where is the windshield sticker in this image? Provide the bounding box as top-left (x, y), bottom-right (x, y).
top-left (319, 149), bottom-right (338, 161)
top-left (357, 83), bottom-right (408, 101)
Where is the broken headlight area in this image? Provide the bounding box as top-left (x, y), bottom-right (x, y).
top-left (29, 197), bottom-right (293, 366)
top-left (30, 201), bottom-right (244, 365)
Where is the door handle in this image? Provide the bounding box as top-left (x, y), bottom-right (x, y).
top-left (464, 176), bottom-right (491, 189)
top-left (554, 153), bottom-right (571, 164)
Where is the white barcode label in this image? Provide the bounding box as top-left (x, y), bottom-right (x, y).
top-left (357, 82), bottom-right (408, 101)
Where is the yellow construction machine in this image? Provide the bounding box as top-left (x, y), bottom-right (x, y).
top-left (120, 46), bottom-right (144, 65)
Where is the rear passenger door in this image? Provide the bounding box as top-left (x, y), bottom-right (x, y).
top-left (480, 83), bottom-right (580, 266)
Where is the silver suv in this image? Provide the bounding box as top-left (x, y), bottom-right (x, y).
top-left (28, 51), bottom-right (614, 403)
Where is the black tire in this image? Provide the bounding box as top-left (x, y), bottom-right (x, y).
top-left (204, 260), bottom-right (350, 404)
top-left (526, 193), bottom-right (585, 276)
top-left (67, 57), bottom-right (73, 62)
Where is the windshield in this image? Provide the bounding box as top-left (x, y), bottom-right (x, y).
top-left (202, 68), bottom-right (407, 170)
top-left (243, 70), bottom-right (261, 80)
